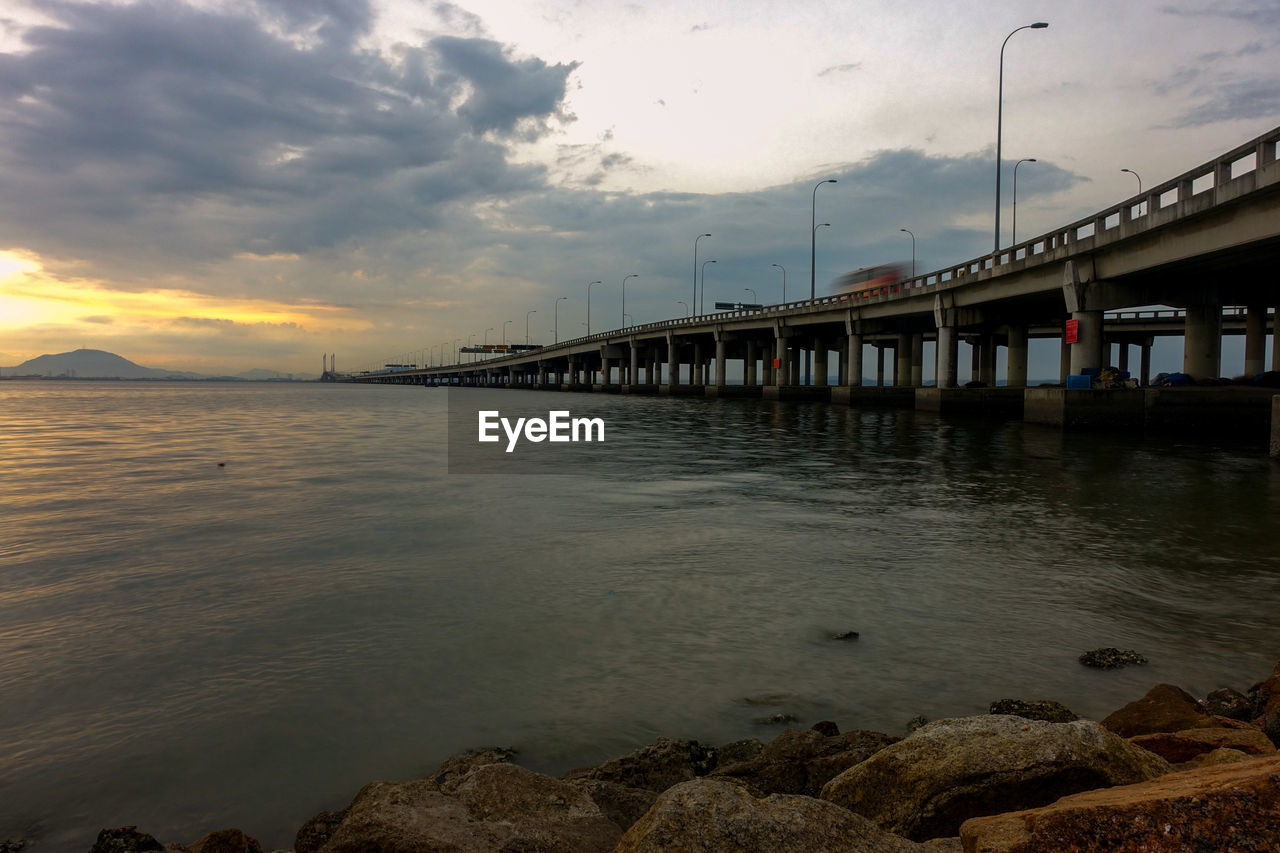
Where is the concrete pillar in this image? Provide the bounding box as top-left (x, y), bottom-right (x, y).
top-left (567, 356), bottom-right (576, 385)
top-left (762, 342), bottom-right (774, 385)
top-left (1273, 307), bottom-right (1279, 372)
top-left (910, 333), bottom-right (924, 387)
top-left (876, 344), bottom-right (886, 387)
top-left (1069, 310), bottom-right (1105, 375)
top-left (666, 336), bottom-right (679, 386)
top-left (775, 333), bottom-right (789, 385)
top-left (1007, 326), bottom-right (1028, 387)
top-left (1140, 338), bottom-right (1152, 386)
top-left (715, 336), bottom-right (727, 387)
top-left (1059, 334), bottom-right (1071, 383)
top-left (936, 325), bottom-right (958, 388)
top-left (1117, 343), bottom-right (1130, 374)
top-left (970, 339), bottom-right (981, 383)
top-left (630, 343), bottom-right (640, 386)
top-left (745, 340), bottom-right (758, 386)
top-left (980, 334), bottom-right (997, 386)
top-left (789, 344), bottom-right (800, 385)
top-left (814, 337), bottom-right (828, 387)
top-left (1245, 304), bottom-right (1267, 377)
top-left (895, 333), bottom-right (911, 387)
top-left (693, 343), bottom-right (704, 385)
top-left (847, 333), bottom-right (863, 387)
top-left (1183, 301), bottom-right (1222, 380)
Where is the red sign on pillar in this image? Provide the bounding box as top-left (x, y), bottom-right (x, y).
top-left (1065, 318), bottom-right (1079, 344)
top-left (772, 357), bottom-right (782, 369)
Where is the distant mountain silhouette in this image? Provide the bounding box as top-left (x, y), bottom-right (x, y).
top-left (1, 348), bottom-right (313, 380)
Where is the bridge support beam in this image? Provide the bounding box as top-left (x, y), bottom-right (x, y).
top-left (876, 344), bottom-right (886, 387)
top-left (814, 337), bottom-right (828, 387)
top-left (715, 335), bottom-right (727, 388)
top-left (1183, 301), bottom-right (1222, 381)
top-left (1007, 326), bottom-right (1028, 387)
top-left (666, 335), bottom-right (679, 387)
top-left (910, 333), bottom-right (924, 387)
top-left (846, 332), bottom-right (863, 387)
top-left (936, 325), bottom-right (958, 388)
top-left (1069, 311), bottom-right (1105, 375)
top-left (1245, 304), bottom-right (1267, 377)
top-left (979, 334), bottom-right (997, 386)
top-left (895, 334), bottom-right (911, 387)
top-left (745, 340), bottom-right (758, 386)
top-left (1060, 334), bottom-right (1071, 384)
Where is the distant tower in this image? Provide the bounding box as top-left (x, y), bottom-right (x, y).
top-left (331, 353), bottom-right (336, 373)
top-left (322, 354), bottom-right (328, 374)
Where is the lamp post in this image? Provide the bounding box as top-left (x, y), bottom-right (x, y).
top-left (1121, 167), bottom-right (1142, 194)
top-left (453, 338), bottom-right (461, 364)
top-left (483, 327), bottom-right (494, 360)
top-left (810, 179), bottom-right (837, 301)
top-left (502, 320), bottom-right (511, 346)
top-left (622, 274), bottom-right (638, 328)
top-left (994, 22), bottom-right (1049, 253)
top-left (443, 340), bottom-right (449, 365)
top-left (467, 333), bottom-right (476, 363)
top-left (744, 288), bottom-right (757, 306)
top-left (772, 263), bottom-right (786, 303)
top-left (586, 280), bottom-right (601, 336)
top-left (525, 310), bottom-right (535, 345)
top-left (693, 233), bottom-right (711, 311)
top-left (1012, 157), bottom-right (1036, 246)
top-left (899, 228), bottom-right (916, 279)
top-left (624, 313), bottom-right (633, 326)
top-left (700, 260), bottom-right (716, 315)
top-left (554, 297), bottom-right (566, 343)
top-left (676, 300), bottom-right (689, 318)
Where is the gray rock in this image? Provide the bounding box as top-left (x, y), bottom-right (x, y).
top-left (312, 764), bottom-right (621, 853)
top-left (89, 828), bottom-right (164, 853)
top-left (819, 714), bottom-right (1171, 841)
top-left (1079, 648), bottom-right (1147, 669)
top-left (427, 746), bottom-right (516, 792)
top-left (988, 698), bottom-right (1079, 723)
top-left (563, 737), bottom-right (717, 792)
top-left (294, 810), bottom-right (346, 853)
top-left (711, 727), bottom-right (898, 797)
top-left (1204, 687), bottom-right (1254, 721)
top-left (714, 738), bottom-right (763, 766)
top-left (615, 778), bottom-right (924, 853)
top-left (566, 779), bottom-right (658, 832)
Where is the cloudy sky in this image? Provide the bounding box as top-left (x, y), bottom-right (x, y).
top-left (1, 0), bottom-right (1277, 374)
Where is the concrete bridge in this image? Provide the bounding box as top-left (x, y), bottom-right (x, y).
top-left (335, 125), bottom-right (1280, 447)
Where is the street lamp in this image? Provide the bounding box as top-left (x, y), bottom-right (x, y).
top-left (502, 320), bottom-right (512, 345)
top-left (624, 313), bottom-right (633, 326)
top-left (1012, 158), bottom-right (1036, 246)
top-left (554, 297), bottom-right (566, 343)
top-left (484, 327), bottom-right (494, 360)
top-left (700, 260), bottom-right (716, 314)
top-left (586, 280), bottom-right (601, 336)
top-left (525, 310), bottom-right (536, 345)
top-left (676, 300), bottom-right (689, 317)
top-left (744, 288), bottom-right (757, 306)
top-left (443, 340), bottom-right (450, 365)
top-left (1121, 168), bottom-right (1142, 194)
top-left (622, 274), bottom-right (638, 328)
top-left (467, 333), bottom-right (476, 363)
top-left (810, 179), bottom-right (837, 300)
top-left (994, 21), bottom-right (1048, 253)
top-left (453, 337), bottom-right (461, 364)
top-left (899, 228), bottom-right (915, 279)
top-left (772, 263), bottom-right (786, 303)
top-left (693, 233), bottom-right (711, 311)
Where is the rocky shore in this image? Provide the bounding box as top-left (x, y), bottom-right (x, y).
top-left (15, 658), bottom-right (1280, 853)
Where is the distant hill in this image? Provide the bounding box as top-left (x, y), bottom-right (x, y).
top-left (1, 348), bottom-right (314, 380)
top-left (4, 349), bottom-right (201, 379)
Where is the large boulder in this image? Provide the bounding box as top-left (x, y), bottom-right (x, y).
top-left (1129, 725), bottom-right (1276, 763)
top-left (615, 778), bottom-right (924, 853)
top-left (562, 737), bottom-right (717, 792)
top-left (89, 828), bottom-right (164, 853)
top-left (308, 763), bottom-right (621, 853)
top-left (565, 778), bottom-right (658, 832)
top-left (710, 728), bottom-right (898, 797)
top-left (959, 753), bottom-right (1280, 851)
top-left (1100, 683), bottom-right (1215, 737)
top-left (819, 715), bottom-right (1170, 841)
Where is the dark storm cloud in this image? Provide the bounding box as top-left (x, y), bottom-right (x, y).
top-left (0, 1), bottom-right (577, 279)
top-left (432, 36), bottom-right (580, 138)
top-left (1162, 1), bottom-right (1280, 29)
